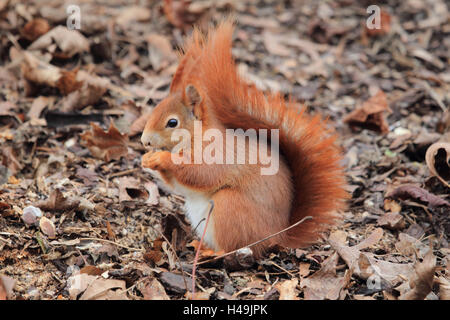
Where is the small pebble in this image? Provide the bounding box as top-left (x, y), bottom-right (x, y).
top-left (22, 205), bottom-right (42, 226)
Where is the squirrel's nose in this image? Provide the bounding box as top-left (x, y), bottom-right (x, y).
top-left (141, 132), bottom-right (152, 148)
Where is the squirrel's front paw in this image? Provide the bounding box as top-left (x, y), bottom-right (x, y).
top-left (142, 151), bottom-right (171, 171)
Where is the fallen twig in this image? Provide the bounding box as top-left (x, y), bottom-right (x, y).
top-left (194, 215), bottom-right (313, 266)
top-left (78, 237), bottom-right (144, 252)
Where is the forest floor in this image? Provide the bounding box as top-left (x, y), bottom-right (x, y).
top-left (0, 0), bottom-right (449, 300)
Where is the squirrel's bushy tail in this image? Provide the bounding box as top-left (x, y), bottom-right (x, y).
top-left (172, 20), bottom-right (349, 248)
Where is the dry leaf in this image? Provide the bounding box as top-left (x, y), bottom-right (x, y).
top-left (80, 122), bottom-right (129, 162)
top-left (57, 69), bottom-right (83, 95)
top-left (39, 216), bottom-right (56, 239)
top-left (163, 0), bottom-right (207, 30)
top-left (330, 225), bottom-right (379, 251)
top-left (384, 199), bottom-right (401, 213)
top-left (28, 25), bottom-right (89, 58)
top-left (263, 31), bottom-right (291, 57)
top-left (386, 184), bottom-right (450, 208)
top-left (162, 213), bottom-right (191, 251)
top-left (0, 280), bottom-right (6, 300)
top-left (143, 238), bottom-right (164, 265)
top-left (2, 146), bottom-right (23, 175)
top-left (395, 233), bottom-right (428, 257)
top-left (0, 0), bottom-right (9, 12)
top-left (93, 243), bottom-right (119, 259)
top-left (0, 201), bottom-right (12, 218)
top-left (330, 228), bottom-right (415, 287)
top-left (117, 176), bottom-right (148, 202)
top-left (144, 181), bottom-right (160, 205)
top-left (21, 18), bottom-right (51, 41)
top-left (0, 101), bottom-right (16, 115)
top-left (437, 109), bottom-right (450, 133)
top-left (299, 262), bottom-right (311, 278)
top-left (115, 6), bottom-right (151, 27)
top-left (146, 33), bottom-right (177, 71)
top-left (36, 189), bottom-right (80, 212)
top-left (399, 251), bottom-right (436, 300)
top-left (159, 244), bottom-right (176, 271)
top-left (76, 167), bottom-right (99, 186)
top-left (329, 230), bottom-right (348, 244)
top-left (438, 276), bottom-right (450, 300)
top-left (60, 81), bottom-right (107, 112)
top-left (67, 273), bottom-right (97, 299)
top-left (67, 273), bottom-right (127, 300)
top-left (8, 175), bottom-right (20, 184)
top-left (342, 247), bottom-right (414, 287)
top-left (0, 275), bottom-right (16, 300)
top-left (344, 90), bottom-right (391, 133)
top-left (377, 212), bottom-right (405, 230)
top-left (185, 289), bottom-right (213, 300)
top-left (76, 69), bottom-right (131, 97)
top-left (159, 272), bottom-right (192, 294)
top-left (21, 52), bottom-right (119, 101)
top-left (239, 14), bottom-right (280, 29)
top-left (38, 5), bottom-right (66, 23)
top-left (301, 252), bottom-right (351, 300)
top-left (28, 96), bottom-right (52, 120)
top-left (80, 266), bottom-right (104, 276)
top-left (21, 52), bottom-right (64, 90)
top-left (354, 227), bottom-right (384, 250)
top-left (141, 278), bottom-right (170, 300)
top-left (308, 17), bottom-right (352, 44)
top-left (21, 52), bottom-right (82, 95)
top-left (277, 278), bottom-right (299, 300)
top-left (425, 142), bottom-right (450, 187)
top-left (144, 249), bottom-right (163, 265)
top-left (80, 278), bottom-right (127, 300)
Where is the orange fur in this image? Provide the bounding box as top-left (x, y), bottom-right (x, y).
top-left (141, 20), bottom-right (348, 257)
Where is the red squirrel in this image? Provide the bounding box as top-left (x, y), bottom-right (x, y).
top-left (141, 20), bottom-right (348, 258)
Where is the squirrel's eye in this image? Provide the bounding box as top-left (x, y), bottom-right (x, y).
top-left (166, 118), bottom-right (178, 128)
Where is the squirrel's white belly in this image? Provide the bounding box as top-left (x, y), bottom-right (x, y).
top-left (170, 179), bottom-right (218, 251)
top-left (143, 168), bottom-right (218, 250)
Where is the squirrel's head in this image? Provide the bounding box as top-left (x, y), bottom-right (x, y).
top-left (141, 84), bottom-right (203, 151)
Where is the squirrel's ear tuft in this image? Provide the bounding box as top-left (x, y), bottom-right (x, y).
top-left (185, 84), bottom-right (203, 119)
top-left (185, 85), bottom-right (202, 106)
